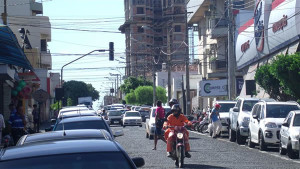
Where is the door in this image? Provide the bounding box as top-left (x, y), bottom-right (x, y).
top-left (231, 99), bottom-right (241, 130)
top-left (281, 112), bottom-right (293, 148)
top-left (252, 105), bottom-right (262, 143)
top-left (249, 104), bottom-right (259, 142)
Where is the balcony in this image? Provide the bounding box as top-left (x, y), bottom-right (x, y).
top-left (31, 1), bottom-right (43, 14)
top-left (211, 18), bottom-right (228, 39)
top-left (41, 51), bottom-right (52, 69)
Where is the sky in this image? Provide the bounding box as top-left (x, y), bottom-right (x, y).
top-left (42, 0), bottom-right (126, 108)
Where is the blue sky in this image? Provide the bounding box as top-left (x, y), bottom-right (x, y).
top-left (43, 0), bottom-right (125, 108)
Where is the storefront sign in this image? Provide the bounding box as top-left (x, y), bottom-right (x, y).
top-left (200, 79), bottom-right (228, 97)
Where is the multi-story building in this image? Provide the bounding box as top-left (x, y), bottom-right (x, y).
top-left (119, 0), bottom-right (188, 79)
top-left (187, 0), bottom-right (253, 109)
top-left (0, 0), bottom-right (53, 121)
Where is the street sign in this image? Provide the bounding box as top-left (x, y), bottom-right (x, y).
top-left (32, 89), bottom-right (49, 103)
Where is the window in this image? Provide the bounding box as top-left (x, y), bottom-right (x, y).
top-left (252, 104), bottom-right (259, 116)
top-left (137, 7), bottom-right (144, 14)
top-left (41, 39), bottom-right (47, 51)
top-left (137, 26), bottom-right (144, 33)
top-left (174, 6), bottom-right (182, 14)
top-left (174, 25), bottom-right (181, 32)
top-left (242, 100), bottom-right (259, 112)
top-left (293, 114), bottom-right (300, 126)
top-left (174, 34), bottom-right (183, 41)
top-left (266, 104), bottom-right (300, 118)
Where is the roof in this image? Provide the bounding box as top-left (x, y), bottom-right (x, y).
top-left (58, 116), bottom-right (103, 123)
top-left (215, 100), bottom-right (237, 104)
top-left (265, 102), bottom-right (299, 106)
top-left (58, 110), bottom-right (96, 119)
top-left (0, 24), bottom-right (33, 70)
top-left (18, 129), bottom-right (112, 145)
top-left (0, 139), bottom-right (120, 161)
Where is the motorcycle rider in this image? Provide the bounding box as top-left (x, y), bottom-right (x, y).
top-left (163, 104), bottom-right (192, 158)
top-left (165, 98), bottom-right (179, 120)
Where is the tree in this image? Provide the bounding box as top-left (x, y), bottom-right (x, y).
top-left (254, 53), bottom-right (300, 101)
top-left (134, 86), bottom-right (153, 105)
top-left (63, 80), bottom-right (99, 105)
top-left (125, 90), bottom-right (136, 104)
top-left (120, 76), bottom-right (153, 94)
top-left (67, 98), bottom-right (73, 106)
top-left (156, 86), bottom-right (167, 104)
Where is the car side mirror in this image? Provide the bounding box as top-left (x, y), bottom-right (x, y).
top-left (233, 107), bottom-right (239, 112)
top-left (132, 157), bottom-right (145, 168)
top-left (282, 122), bottom-right (289, 127)
top-left (252, 114), bottom-right (258, 119)
top-left (113, 130), bottom-right (124, 137)
top-left (51, 119), bottom-right (57, 125)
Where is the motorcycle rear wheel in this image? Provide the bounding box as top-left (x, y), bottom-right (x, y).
top-left (200, 124), bottom-right (209, 133)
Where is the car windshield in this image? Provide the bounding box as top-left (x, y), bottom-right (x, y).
top-left (55, 121), bottom-right (107, 131)
top-left (125, 112), bottom-right (140, 117)
top-left (266, 105), bottom-right (300, 118)
top-left (108, 111), bottom-right (122, 116)
top-left (219, 103), bottom-right (236, 112)
top-left (293, 114), bottom-right (300, 126)
top-left (242, 100), bottom-right (259, 111)
top-left (0, 152), bottom-right (132, 169)
top-left (152, 108), bottom-right (170, 117)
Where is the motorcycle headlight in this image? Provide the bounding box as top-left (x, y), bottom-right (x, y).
top-left (177, 133), bottom-right (184, 139)
top-left (265, 122), bottom-right (277, 128)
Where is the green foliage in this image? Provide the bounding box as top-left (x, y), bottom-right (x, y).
top-left (255, 53), bottom-right (300, 101)
top-left (67, 98), bottom-right (73, 106)
top-left (125, 90), bottom-right (136, 104)
top-left (50, 101), bottom-right (62, 111)
top-left (63, 80), bottom-right (99, 105)
top-left (156, 86), bottom-right (167, 103)
top-left (120, 76), bottom-right (153, 94)
top-left (135, 86), bottom-right (153, 105)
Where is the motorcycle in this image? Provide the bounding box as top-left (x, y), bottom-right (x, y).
top-left (197, 113), bottom-right (209, 133)
top-left (167, 126), bottom-right (187, 168)
top-left (2, 134), bottom-right (14, 148)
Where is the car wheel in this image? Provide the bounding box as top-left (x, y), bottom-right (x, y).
top-left (229, 126), bottom-right (236, 142)
top-left (287, 140), bottom-right (299, 159)
top-left (259, 131), bottom-right (267, 151)
top-left (248, 132), bottom-right (255, 148)
top-left (279, 141), bottom-right (287, 155)
top-left (236, 127), bottom-right (244, 145)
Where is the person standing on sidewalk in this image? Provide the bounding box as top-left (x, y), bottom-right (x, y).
top-left (32, 104), bottom-right (39, 133)
top-left (153, 100), bottom-right (166, 150)
top-left (210, 104), bottom-right (222, 139)
top-left (8, 105), bottom-right (26, 145)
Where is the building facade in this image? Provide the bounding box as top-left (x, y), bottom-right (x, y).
top-left (119, 0), bottom-right (188, 79)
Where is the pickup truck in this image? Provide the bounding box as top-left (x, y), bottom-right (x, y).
top-left (229, 98), bottom-right (260, 144)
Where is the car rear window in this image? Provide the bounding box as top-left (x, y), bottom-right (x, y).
top-left (55, 121), bottom-right (107, 131)
top-left (125, 112), bottom-right (140, 117)
top-left (219, 103), bottom-right (236, 112)
top-left (0, 152), bottom-right (132, 169)
top-left (108, 111), bottom-right (122, 116)
top-left (266, 105), bottom-right (300, 118)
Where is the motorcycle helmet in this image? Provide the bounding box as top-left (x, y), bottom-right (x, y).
top-left (171, 104), bottom-right (181, 112)
top-left (169, 98), bottom-right (178, 105)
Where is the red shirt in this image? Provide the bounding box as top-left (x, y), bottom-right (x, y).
top-left (155, 106), bottom-right (165, 119)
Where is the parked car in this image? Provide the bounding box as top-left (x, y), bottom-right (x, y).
top-left (17, 129), bottom-right (114, 146)
top-left (229, 98), bottom-right (261, 144)
top-left (123, 111), bottom-right (142, 127)
top-left (107, 110), bottom-right (123, 126)
top-left (57, 106), bottom-right (89, 118)
top-left (211, 101), bottom-right (236, 135)
top-left (145, 106), bottom-right (170, 140)
top-left (248, 101), bottom-right (300, 151)
top-left (0, 139), bottom-right (145, 168)
top-left (52, 116), bottom-right (123, 138)
top-left (279, 110), bottom-right (300, 159)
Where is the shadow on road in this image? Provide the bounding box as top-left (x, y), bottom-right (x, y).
top-left (189, 137), bottom-right (201, 140)
top-left (184, 164), bottom-right (228, 169)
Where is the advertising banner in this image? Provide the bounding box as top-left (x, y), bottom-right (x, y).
top-left (200, 79), bottom-right (228, 97)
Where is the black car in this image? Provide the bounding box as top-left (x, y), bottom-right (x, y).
top-left (52, 116), bottom-right (123, 138)
top-left (17, 129), bottom-right (113, 146)
top-left (0, 139), bottom-right (145, 169)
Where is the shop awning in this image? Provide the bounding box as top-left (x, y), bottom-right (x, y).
top-left (0, 24), bottom-right (33, 70)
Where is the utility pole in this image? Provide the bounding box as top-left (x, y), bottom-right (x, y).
top-left (2, 0), bottom-right (7, 25)
top-left (227, 0), bottom-right (236, 100)
top-left (167, 22), bottom-right (172, 103)
top-left (185, 9), bottom-right (191, 115)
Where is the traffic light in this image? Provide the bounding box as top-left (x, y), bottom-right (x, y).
top-left (109, 42), bottom-right (114, 61)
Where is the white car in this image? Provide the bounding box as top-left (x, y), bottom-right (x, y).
top-left (145, 106), bottom-right (170, 140)
top-left (248, 101), bottom-right (300, 151)
top-left (279, 110), bottom-right (300, 159)
top-left (122, 111), bottom-right (142, 127)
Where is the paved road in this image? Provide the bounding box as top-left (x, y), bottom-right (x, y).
top-left (113, 124), bottom-right (300, 169)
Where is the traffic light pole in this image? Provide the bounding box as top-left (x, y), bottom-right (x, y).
top-left (60, 49), bottom-right (106, 87)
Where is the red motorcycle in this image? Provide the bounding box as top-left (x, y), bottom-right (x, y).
top-left (167, 126), bottom-right (187, 168)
